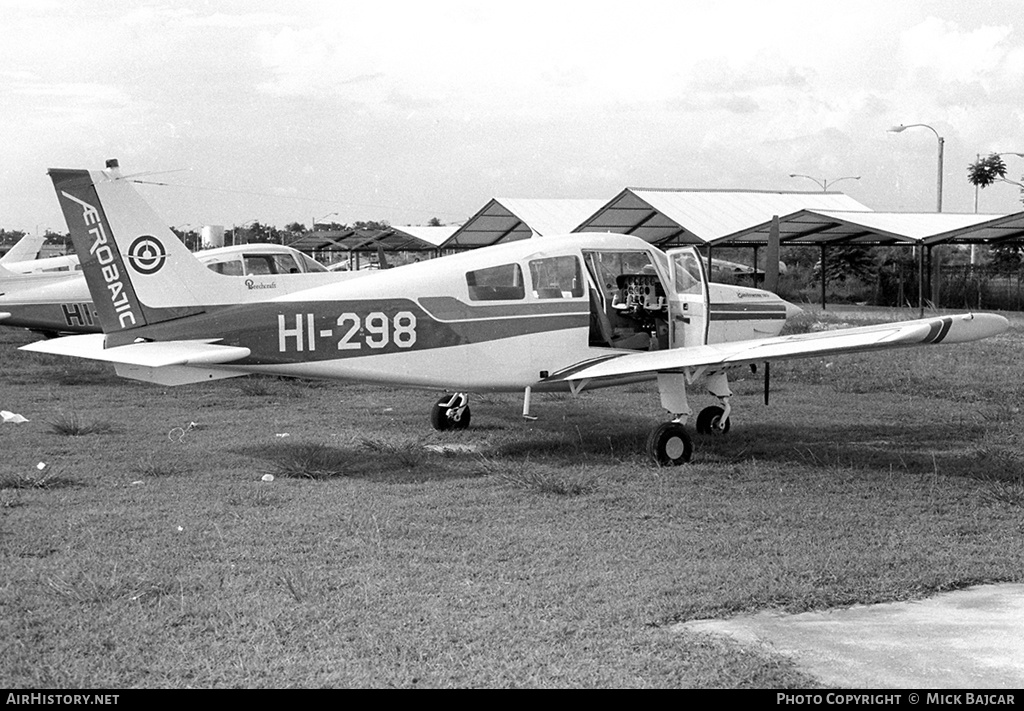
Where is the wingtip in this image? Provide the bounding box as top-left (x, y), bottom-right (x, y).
top-left (941, 312), bottom-right (1009, 343)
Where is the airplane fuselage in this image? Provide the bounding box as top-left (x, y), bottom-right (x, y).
top-left (119, 234), bottom-right (798, 392)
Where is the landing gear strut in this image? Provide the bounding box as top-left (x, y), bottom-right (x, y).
top-left (430, 393), bottom-right (471, 431)
top-left (649, 371), bottom-right (736, 465)
top-left (697, 373), bottom-right (732, 436)
top-left (696, 405), bottom-right (730, 435)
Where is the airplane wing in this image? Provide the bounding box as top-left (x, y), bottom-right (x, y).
top-left (19, 333), bottom-right (251, 367)
top-left (543, 313), bottom-right (1008, 383)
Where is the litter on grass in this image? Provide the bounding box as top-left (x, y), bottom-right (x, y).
top-left (425, 443), bottom-right (479, 454)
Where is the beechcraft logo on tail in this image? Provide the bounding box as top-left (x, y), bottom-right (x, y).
top-left (60, 190), bottom-right (140, 329)
top-left (126, 236), bottom-right (166, 275)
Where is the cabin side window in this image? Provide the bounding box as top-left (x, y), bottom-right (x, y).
top-left (466, 263), bottom-right (525, 301)
top-left (270, 254), bottom-right (301, 274)
top-left (528, 256), bottom-right (584, 299)
top-left (297, 253), bottom-right (328, 272)
top-left (205, 259), bottom-right (244, 276)
top-left (673, 251), bottom-right (704, 295)
top-left (243, 256), bottom-right (274, 275)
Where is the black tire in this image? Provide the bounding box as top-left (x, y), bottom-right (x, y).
top-left (696, 405), bottom-right (730, 435)
top-left (430, 395), bottom-right (471, 431)
top-left (451, 404), bottom-right (471, 430)
top-left (430, 397), bottom-right (451, 431)
top-left (647, 422), bottom-right (693, 466)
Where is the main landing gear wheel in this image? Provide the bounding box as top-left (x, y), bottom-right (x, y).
top-left (647, 422), bottom-right (693, 466)
top-left (430, 394), bottom-right (471, 431)
top-left (696, 405), bottom-right (730, 435)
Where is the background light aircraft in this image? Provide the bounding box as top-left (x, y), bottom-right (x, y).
top-left (20, 163), bottom-right (1009, 465)
top-left (0, 241), bottom-right (361, 337)
top-left (0, 232), bottom-right (79, 274)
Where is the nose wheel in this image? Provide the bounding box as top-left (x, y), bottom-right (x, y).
top-left (430, 393), bottom-right (471, 431)
top-left (647, 422), bottom-right (693, 466)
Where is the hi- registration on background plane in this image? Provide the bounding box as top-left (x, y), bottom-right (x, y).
top-left (19, 161), bottom-right (1009, 465)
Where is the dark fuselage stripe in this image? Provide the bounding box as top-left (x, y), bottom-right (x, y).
top-left (710, 312), bottom-right (787, 321)
top-left (925, 317), bottom-right (953, 344)
top-left (544, 354), bottom-right (624, 380)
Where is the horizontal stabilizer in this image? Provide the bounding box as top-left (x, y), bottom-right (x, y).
top-left (20, 333), bottom-right (251, 367)
top-left (544, 313), bottom-right (1009, 383)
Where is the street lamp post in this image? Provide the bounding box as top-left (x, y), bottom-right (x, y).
top-left (788, 175), bottom-right (862, 310)
top-left (788, 174), bottom-right (861, 192)
top-left (889, 123), bottom-right (947, 316)
top-left (313, 212), bottom-right (339, 232)
top-left (888, 123), bottom-right (945, 212)
top-left (232, 219), bottom-right (258, 246)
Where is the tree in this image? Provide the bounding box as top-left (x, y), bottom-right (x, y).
top-left (967, 153), bottom-right (1008, 189)
top-left (816, 246), bottom-right (879, 285)
top-left (171, 226), bottom-right (202, 251)
top-left (428, 217), bottom-right (442, 227)
top-left (352, 220), bottom-right (389, 231)
top-left (0, 228), bottom-right (27, 247)
top-left (969, 153), bottom-right (1023, 267)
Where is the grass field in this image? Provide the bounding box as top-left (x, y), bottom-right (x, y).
top-left (2, 305), bottom-right (1023, 688)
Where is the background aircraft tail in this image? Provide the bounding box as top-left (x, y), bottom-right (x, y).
top-left (0, 232), bottom-right (46, 265)
top-left (49, 161), bottom-right (217, 344)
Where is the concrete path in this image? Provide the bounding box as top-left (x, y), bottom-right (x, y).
top-left (675, 584), bottom-right (1024, 689)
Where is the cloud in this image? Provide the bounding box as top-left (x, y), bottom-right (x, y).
top-left (901, 16), bottom-right (1014, 85)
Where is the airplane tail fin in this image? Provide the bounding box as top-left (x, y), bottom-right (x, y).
top-left (0, 232), bottom-right (46, 265)
top-left (49, 161), bottom-right (211, 345)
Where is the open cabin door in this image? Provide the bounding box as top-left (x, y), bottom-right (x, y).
top-left (666, 247), bottom-right (710, 349)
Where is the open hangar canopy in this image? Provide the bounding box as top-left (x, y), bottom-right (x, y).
top-left (286, 230), bottom-right (356, 255)
top-left (442, 198), bottom-right (609, 248)
top-left (572, 188), bottom-right (871, 247)
top-left (711, 209), bottom-right (1024, 313)
top-left (712, 209), bottom-right (1024, 248)
top-left (288, 226), bottom-right (448, 255)
top-left (387, 224), bottom-right (459, 249)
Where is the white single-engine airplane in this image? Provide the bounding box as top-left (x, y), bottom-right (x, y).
top-left (20, 163), bottom-right (1009, 465)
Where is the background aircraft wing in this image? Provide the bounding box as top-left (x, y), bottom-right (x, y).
top-left (543, 313), bottom-right (1008, 383)
top-left (20, 334), bottom-right (251, 367)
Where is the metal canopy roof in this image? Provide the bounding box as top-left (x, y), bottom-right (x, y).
top-left (921, 211), bottom-right (1024, 245)
top-left (443, 198), bottom-right (609, 248)
top-left (388, 224), bottom-right (459, 248)
top-left (285, 230), bottom-right (356, 252)
top-left (288, 227), bottom-right (445, 253)
top-left (573, 188), bottom-right (872, 246)
top-left (713, 210), bottom-right (1024, 247)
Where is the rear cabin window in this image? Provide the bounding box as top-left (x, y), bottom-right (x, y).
top-left (466, 263), bottom-right (525, 301)
top-left (205, 259), bottom-right (244, 276)
top-left (529, 256), bottom-right (584, 299)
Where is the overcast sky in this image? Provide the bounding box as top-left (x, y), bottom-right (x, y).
top-left (2, 0), bottom-right (1024, 234)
